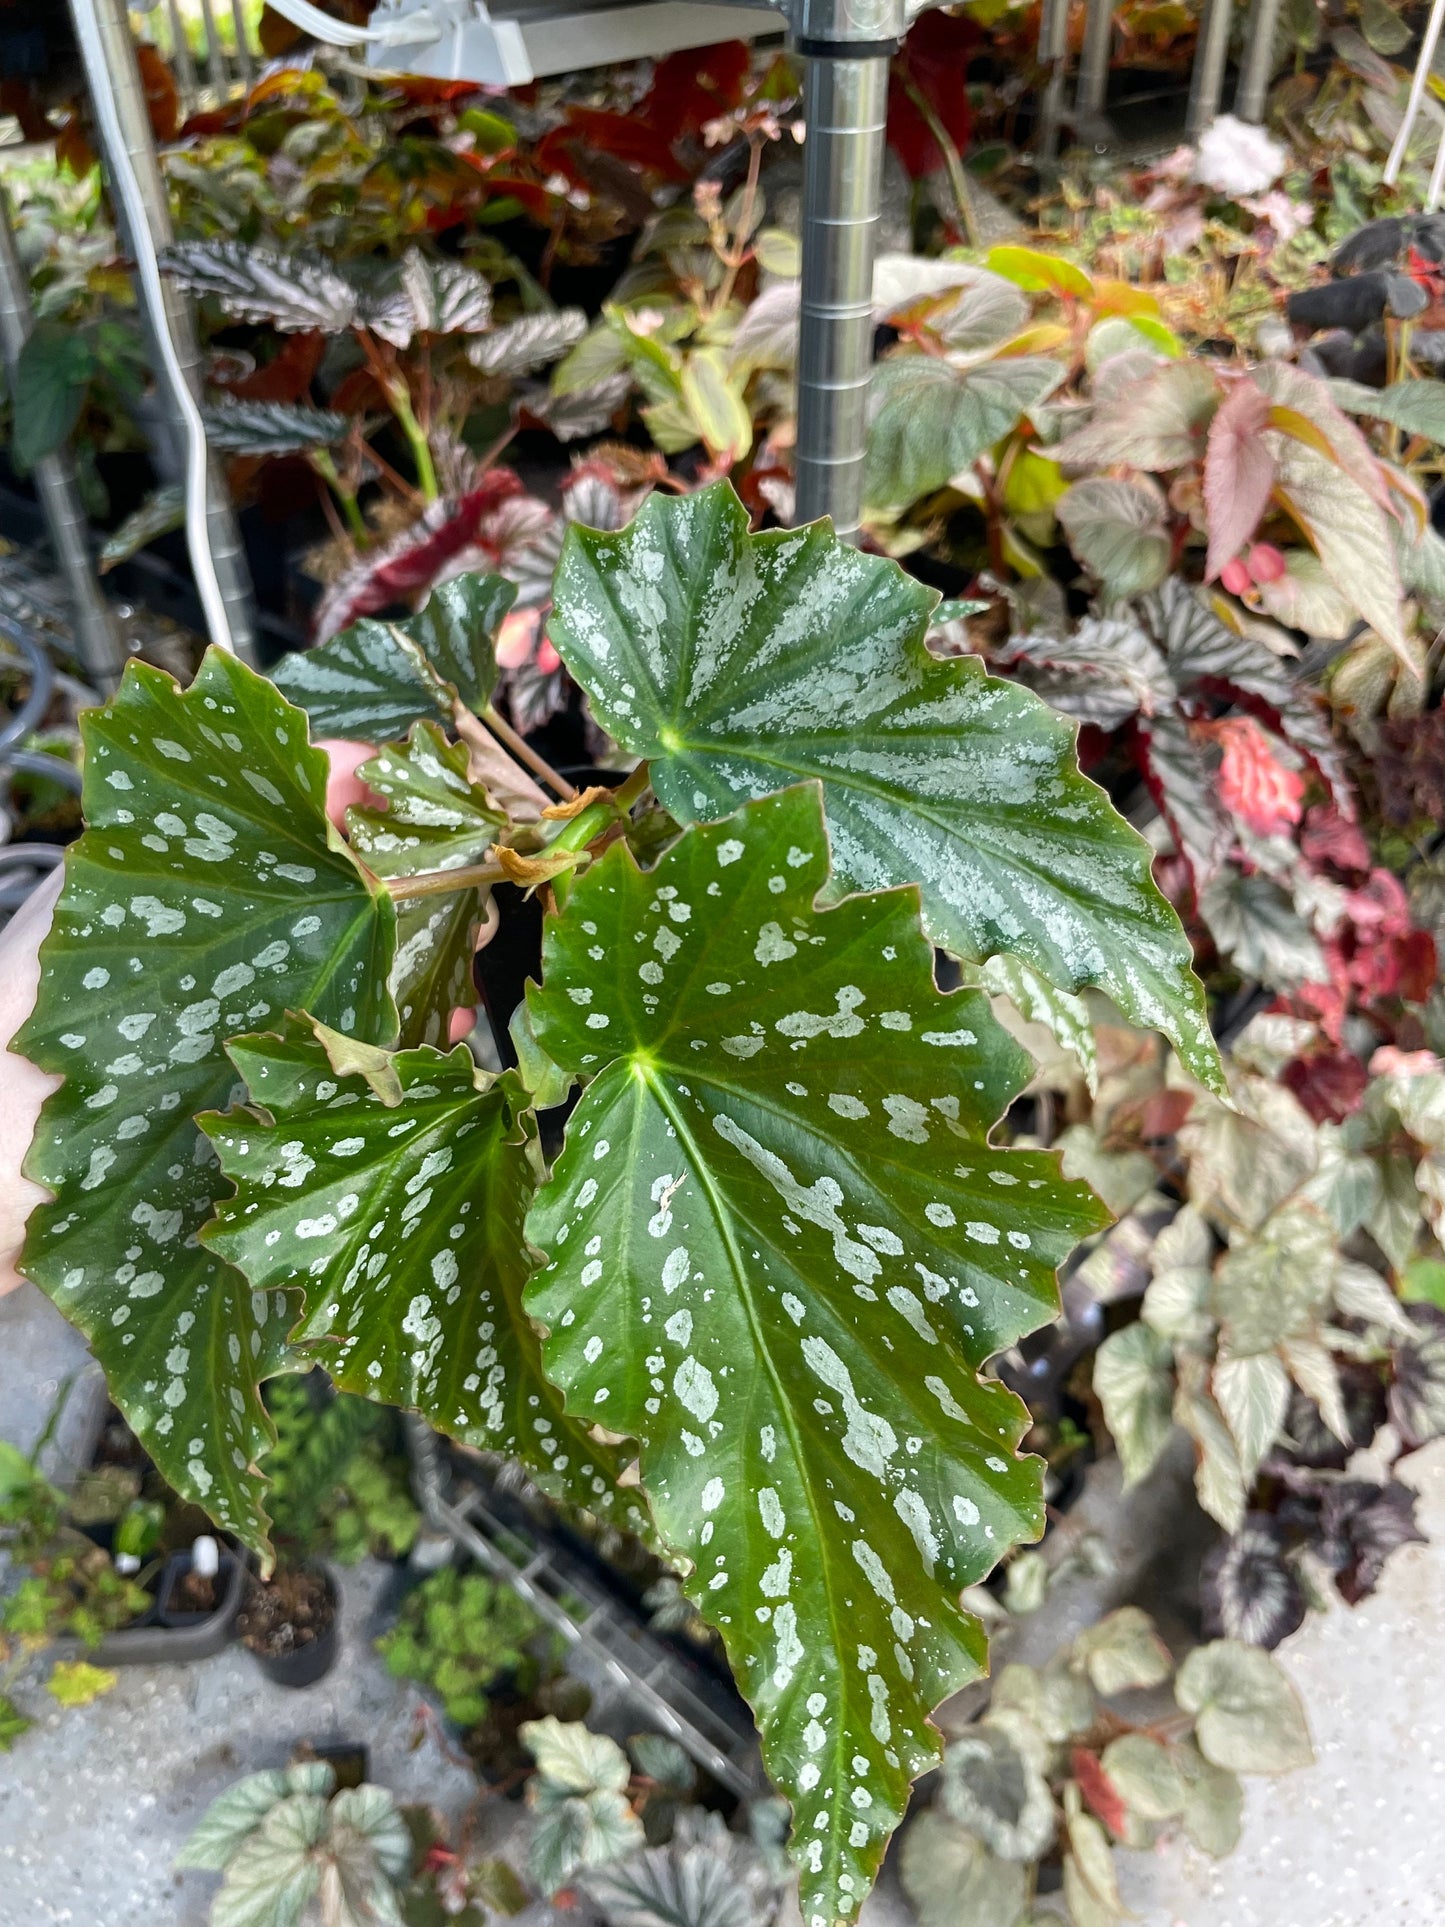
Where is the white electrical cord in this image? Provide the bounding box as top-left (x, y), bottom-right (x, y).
top-left (69, 0), bottom-right (235, 653)
top-left (262, 0), bottom-right (441, 47)
top-left (1385, 0), bottom-right (1445, 185)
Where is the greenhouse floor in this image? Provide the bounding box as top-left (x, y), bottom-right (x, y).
top-left (1, 1274), bottom-right (1443, 1925)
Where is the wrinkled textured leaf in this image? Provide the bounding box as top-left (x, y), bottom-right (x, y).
top-left (1093, 1324), bottom-right (1176, 1487)
top-left (162, 239), bottom-right (359, 333)
top-left (897, 1811), bottom-right (1027, 1927)
top-left (470, 309), bottom-right (589, 377)
top-left (865, 355), bottom-right (1065, 507)
top-left (1052, 358), bottom-right (1218, 471)
top-left (1057, 477), bottom-right (1171, 599)
top-left (1072, 1606), bottom-right (1173, 1695)
top-left (1203, 379), bottom-right (1276, 580)
top-left (1176, 1740), bottom-right (1243, 1857)
top-left (529, 1793), bottom-right (646, 1896)
top-left (273, 573), bottom-right (515, 738)
top-left (17, 651), bottom-right (395, 1550)
top-left (211, 1794), bottom-right (328, 1927)
top-left (178, 1764), bottom-right (336, 1872)
top-left (203, 1026), bottom-right (645, 1533)
top-left (1099, 1734), bottom-right (1184, 1820)
top-left (203, 400), bottom-right (350, 456)
top-left (1342, 377), bottom-right (1445, 445)
top-left (524, 785), bottom-right (1107, 1927)
top-left (939, 1721), bottom-right (1055, 1860)
top-left (1174, 1640), bottom-right (1313, 1773)
top-left (525, 1717), bottom-right (634, 1796)
top-left (581, 1827), bottom-right (755, 1927)
top-left (997, 617), bottom-right (1175, 729)
top-left (1199, 869), bottom-right (1326, 988)
top-left (99, 484), bottom-right (185, 572)
top-left (381, 250), bottom-right (493, 345)
top-left (1271, 426), bottom-right (1406, 664)
top-left (549, 482), bottom-right (1222, 1093)
top-left (1213, 1350), bottom-right (1291, 1483)
top-left (347, 725), bottom-right (503, 1047)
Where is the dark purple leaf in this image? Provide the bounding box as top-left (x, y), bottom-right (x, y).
top-left (1389, 1305), bottom-right (1445, 1449)
top-left (1201, 1516), bottom-right (1307, 1648)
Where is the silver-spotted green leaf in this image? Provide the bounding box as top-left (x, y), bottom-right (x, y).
top-left (522, 784), bottom-right (1108, 1927)
top-left (273, 573), bottom-right (516, 740)
top-left (1174, 1640), bottom-right (1313, 1774)
top-left (17, 650), bottom-right (396, 1552)
top-left (201, 1024), bottom-right (648, 1536)
top-left (959, 953), bottom-right (1096, 1094)
top-left (347, 725), bottom-right (504, 1047)
top-left (548, 482), bottom-right (1221, 1094)
top-left (865, 354), bottom-right (1065, 507)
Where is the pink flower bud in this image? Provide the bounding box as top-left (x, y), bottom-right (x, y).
top-left (1247, 542), bottom-right (1287, 584)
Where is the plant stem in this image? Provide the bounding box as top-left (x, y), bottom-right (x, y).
top-left (898, 74), bottom-right (976, 248)
top-left (482, 704), bottom-right (576, 799)
top-left (359, 332), bottom-right (440, 502)
top-left (714, 136), bottom-right (764, 317)
top-left (387, 858), bottom-right (508, 901)
top-left (310, 449), bottom-right (368, 544)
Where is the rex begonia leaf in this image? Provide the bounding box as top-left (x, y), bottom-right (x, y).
top-left (864, 354), bottom-right (1065, 507)
top-left (273, 572), bottom-right (516, 739)
top-left (346, 724), bottom-right (505, 1047)
top-left (16, 650), bottom-right (396, 1550)
top-left (522, 783), bottom-right (1108, 1927)
top-left (547, 481), bottom-right (1222, 1093)
top-left (201, 1023), bottom-right (650, 1538)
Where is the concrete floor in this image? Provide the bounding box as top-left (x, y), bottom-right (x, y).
top-left (3, 1275), bottom-right (1443, 1926)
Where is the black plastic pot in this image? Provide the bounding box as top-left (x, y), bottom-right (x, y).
top-left (79, 1546), bottom-right (246, 1667)
top-left (243, 1566), bottom-right (341, 1690)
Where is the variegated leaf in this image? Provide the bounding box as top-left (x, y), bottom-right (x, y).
top-left (865, 355), bottom-right (1065, 508)
top-left (200, 1023), bottom-right (650, 1536)
top-left (346, 724), bottom-right (505, 1048)
top-left (524, 783), bottom-right (1108, 1927)
top-left (161, 240), bottom-right (359, 333)
top-left (548, 482), bottom-right (1223, 1094)
top-left (16, 651), bottom-right (396, 1550)
top-left (471, 310), bottom-right (589, 377)
top-left (203, 400), bottom-right (350, 456)
top-left (273, 572), bottom-right (515, 739)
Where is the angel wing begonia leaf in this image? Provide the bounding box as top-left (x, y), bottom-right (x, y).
top-left (547, 482), bottom-right (1222, 1093)
top-left (523, 784), bottom-right (1109, 1927)
top-left (200, 1023), bottom-right (650, 1538)
top-left (16, 650), bottom-right (396, 1550)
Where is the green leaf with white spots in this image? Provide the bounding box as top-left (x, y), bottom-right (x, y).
top-left (273, 573), bottom-right (516, 739)
top-left (522, 783), bottom-right (1108, 1927)
top-left (548, 482), bottom-right (1222, 1096)
top-left (16, 650), bottom-right (396, 1552)
top-left (346, 724), bottom-right (504, 1047)
top-left (200, 1022), bottom-right (650, 1538)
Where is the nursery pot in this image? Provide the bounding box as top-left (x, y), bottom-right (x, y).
top-left (239, 1564), bottom-right (340, 1689)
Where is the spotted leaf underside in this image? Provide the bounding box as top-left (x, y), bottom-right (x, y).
top-left (273, 572), bottom-right (515, 739)
top-left (347, 724), bottom-right (505, 1047)
top-left (16, 651), bottom-right (396, 1549)
top-left (200, 1023), bottom-right (650, 1539)
top-left (524, 785), bottom-right (1108, 1927)
top-left (547, 482), bottom-right (1222, 1095)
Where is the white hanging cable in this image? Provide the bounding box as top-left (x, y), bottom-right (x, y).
top-left (261, 0), bottom-right (441, 47)
top-left (1385, 0), bottom-right (1445, 185)
top-left (69, 0), bottom-right (235, 653)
